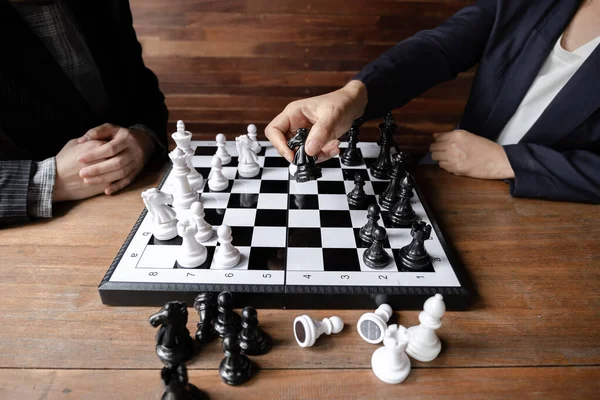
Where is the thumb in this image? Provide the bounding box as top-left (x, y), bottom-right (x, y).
top-left (78, 123), bottom-right (117, 143)
top-left (305, 115), bottom-right (338, 156)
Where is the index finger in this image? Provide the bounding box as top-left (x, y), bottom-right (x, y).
top-left (265, 112), bottom-right (295, 163)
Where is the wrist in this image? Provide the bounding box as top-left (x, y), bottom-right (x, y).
top-left (342, 80), bottom-right (368, 121)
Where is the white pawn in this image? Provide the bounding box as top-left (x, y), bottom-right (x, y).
top-left (372, 324), bottom-right (411, 384)
top-left (246, 124), bottom-right (261, 154)
top-left (208, 156), bottom-right (229, 191)
top-left (172, 120), bottom-right (203, 191)
top-left (213, 224), bottom-right (240, 268)
top-left (357, 304), bottom-right (393, 344)
top-left (293, 315), bottom-right (344, 348)
top-left (176, 219), bottom-right (207, 268)
top-left (407, 293), bottom-right (445, 362)
top-left (215, 133), bottom-right (231, 165)
top-left (190, 201), bottom-right (213, 243)
top-left (168, 147), bottom-right (197, 210)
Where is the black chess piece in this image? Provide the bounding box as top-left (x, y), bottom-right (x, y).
top-left (219, 334), bottom-right (253, 386)
top-left (363, 226), bottom-right (390, 269)
top-left (388, 171), bottom-right (417, 228)
top-left (193, 292), bottom-right (217, 344)
top-left (214, 291), bottom-right (241, 338)
top-left (287, 128), bottom-right (322, 182)
top-left (340, 124), bottom-right (362, 166)
top-left (238, 306), bottom-right (270, 356)
top-left (359, 204), bottom-right (382, 244)
top-left (347, 172), bottom-right (367, 207)
top-left (150, 301), bottom-right (196, 367)
top-left (161, 364), bottom-right (207, 400)
top-left (399, 221), bottom-right (433, 270)
top-left (379, 151), bottom-right (409, 210)
top-left (370, 112), bottom-right (398, 179)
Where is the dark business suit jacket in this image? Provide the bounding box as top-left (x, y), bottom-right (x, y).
top-left (355, 0), bottom-right (599, 203)
top-left (0, 0), bottom-right (168, 159)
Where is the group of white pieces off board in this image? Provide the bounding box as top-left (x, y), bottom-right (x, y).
top-left (294, 293), bottom-right (446, 385)
top-left (148, 291), bottom-right (446, 398)
top-left (141, 120), bottom-right (264, 270)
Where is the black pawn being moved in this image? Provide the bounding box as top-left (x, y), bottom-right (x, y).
top-left (238, 306), bottom-right (270, 356)
top-left (214, 291), bottom-right (241, 338)
top-left (219, 334), bottom-right (252, 386)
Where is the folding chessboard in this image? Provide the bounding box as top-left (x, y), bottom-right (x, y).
top-left (99, 141), bottom-right (472, 310)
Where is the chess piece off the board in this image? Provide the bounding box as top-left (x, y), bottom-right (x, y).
top-left (190, 202), bottom-right (213, 243)
top-left (149, 301), bottom-right (195, 367)
top-left (215, 133), bottom-right (232, 165)
top-left (238, 306), bottom-right (270, 356)
top-left (399, 221), bottom-right (433, 270)
top-left (141, 188), bottom-right (177, 241)
top-left (169, 147), bottom-right (198, 210)
top-left (371, 324), bottom-right (411, 384)
top-left (213, 224), bottom-right (240, 268)
top-left (363, 226), bottom-right (390, 269)
top-left (161, 364), bottom-right (207, 400)
top-left (207, 156), bottom-right (229, 192)
top-left (407, 294), bottom-right (445, 362)
top-left (219, 334), bottom-right (253, 386)
top-left (214, 291), bottom-right (241, 338)
top-left (359, 204), bottom-right (382, 244)
top-left (236, 134), bottom-right (260, 178)
top-left (293, 315), bottom-right (344, 348)
top-left (340, 123), bottom-right (361, 166)
top-left (357, 304), bottom-right (393, 344)
top-left (176, 219), bottom-right (208, 268)
top-left (172, 120), bottom-right (203, 192)
top-left (193, 292), bottom-right (217, 344)
top-left (246, 123), bottom-right (261, 154)
top-left (287, 128), bottom-right (322, 182)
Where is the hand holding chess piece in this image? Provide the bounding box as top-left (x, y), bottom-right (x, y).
top-left (287, 128), bottom-right (322, 182)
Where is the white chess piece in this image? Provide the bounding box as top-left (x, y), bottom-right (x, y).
top-left (215, 133), bottom-right (232, 165)
top-left (207, 156), bottom-right (229, 191)
top-left (371, 324), bottom-right (411, 384)
top-left (357, 304), bottom-right (393, 344)
top-left (141, 188), bottom-right (178, 241)
top-left (293, 315), bottom-right (344, 348)
top-left (190, 201), bottom-right (213, 243)
top-left (246, 124), bottom-right (261, 153)
top-left (213, 224), bottom-right (240, 268)
top-left (176, 219), bottom-right (207, 268)
top-left (236, 135), bottom-right (260, 178)
top-left (168, 147), bottom-right (197, 210)
top-left (172, 120), bottom-right (203, 191)
top-left (406, 293), bottom-right (445, 362)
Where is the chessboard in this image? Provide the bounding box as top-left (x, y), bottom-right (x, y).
top-left (98, 139), bottom-right (472, 310)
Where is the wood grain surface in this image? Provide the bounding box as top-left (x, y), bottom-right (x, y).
top-left (129, 0), bottom-right (475, 150)
top-left (0, 164), bottom-right (598, 398)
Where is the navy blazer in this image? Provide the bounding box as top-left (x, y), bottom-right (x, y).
top-left (354, 0), bottom-right (599, 203)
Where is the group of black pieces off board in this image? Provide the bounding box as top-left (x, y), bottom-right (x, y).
top-left (292, 112), bottom-right (434, 272)
top-left (150, 291), bottom-right (271, 399)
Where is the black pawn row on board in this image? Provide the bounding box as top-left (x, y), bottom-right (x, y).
top-left (287, 128), bottom-right (322, 182)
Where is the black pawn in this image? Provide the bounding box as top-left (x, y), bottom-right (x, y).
top-left (340, 124), bottom-right (361, 166)
top-left (388, 171), bottom-right (417, 227)
top-left (379, 151), bottom-right (409, 211)
top-left (369, 113), bottom-right (397, 179)
top-left (363, 226), bottom-right (390, 269)
top-left (214, 291), bottom-right (241, 338)
top-left (149, 301), bottom-right (195, 368)
top-left (399, 221), bottom-right (433, 270)
top-left (238, 306), bottom-right (270, 356)
top-left (193, 292), bottom-right (217, 344)
top-left (359, 204), bottom-right (382, 244)
top-left (219, 334), bottom-right (252, 386)
top-left (347, 172), bottom-right (367, 207)
top-left (161, 364), bottom-right (207, 400)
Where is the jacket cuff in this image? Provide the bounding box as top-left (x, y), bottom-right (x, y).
top-left (27, 157), bottom-right (56, 219)
top-left (130, 124), bottom-right (167, 157)
top-left (351, 71), bottom-right (390, 123)
top-left (503, 144), bottom-right (543, 199)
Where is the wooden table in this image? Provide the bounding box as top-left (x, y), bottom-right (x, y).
top-left (0, 165), bottom-right (598, 399)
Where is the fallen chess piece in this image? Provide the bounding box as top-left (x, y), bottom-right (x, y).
top-left (219, 334), bottom-right (253, 386)
top-left (357, 304), bottom-right (393, 344)
top-left (141, 188), bottom-right (177, 241)
top-left (406, 293), bottom-right (445, 362)
top-left (149, 301), bottom-right (195, 367)
top-left (371, 324), bottom-right (411, 384)
top-left (238, 306), bottom-right (270, 356)
top-left (293, 315), bottom-right (344, 348)
top-left (161, 364), bottom-right (207, 400)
